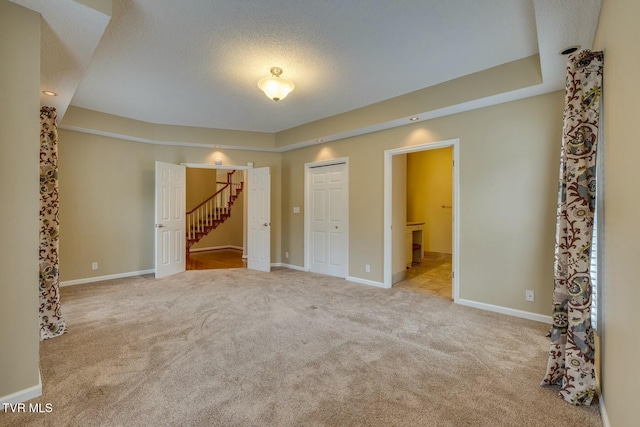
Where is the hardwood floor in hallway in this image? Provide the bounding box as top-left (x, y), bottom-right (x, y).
top-left (187, 248), bottom-right (246, 270)
top-left (395, 256), bottom-right (453, 300)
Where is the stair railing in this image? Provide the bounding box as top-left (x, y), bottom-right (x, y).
top-left (186, 170), bottom-right (243, 242)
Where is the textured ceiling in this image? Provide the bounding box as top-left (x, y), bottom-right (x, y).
top-left (13, 0), bottom-right (602, 135)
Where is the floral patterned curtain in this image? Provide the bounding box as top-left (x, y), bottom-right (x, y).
top-left (40, 106), bottom-right (67, 340)
top-left (541, 50), bottom-right (604, 405)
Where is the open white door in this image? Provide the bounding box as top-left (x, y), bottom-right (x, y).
top-left (155, 161), bottom-right (186, 278)
top-left (248, 167), bottom-right (271, 272)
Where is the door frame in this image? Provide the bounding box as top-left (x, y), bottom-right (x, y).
top-left (383, 139), bottom-right (460, 301)
top-left (304, 157), bottom-right (350, 275)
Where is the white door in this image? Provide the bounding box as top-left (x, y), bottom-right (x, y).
top-left (309, 162), bottom-right (348, 277)
top-left (248, 167), bottom-right (271, 272)
top-left (155, 161), bottom-right (186, 278)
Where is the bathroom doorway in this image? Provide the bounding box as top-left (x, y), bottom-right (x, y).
top-left (383, 138), bottom-right (460, 301)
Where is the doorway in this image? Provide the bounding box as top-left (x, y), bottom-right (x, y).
top-left (185, 167), bottom-right (247, 271)
top-left (304, 158), bottom-right (349, 278)
top-left (383, 139), bottom-right (460, 301)
top-left (155, 162), bottom-right (270, 277)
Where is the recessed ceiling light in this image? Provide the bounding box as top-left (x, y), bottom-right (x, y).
top-left (316, 139), bottom-right (324, 143)
top-left (42, 90), bottom-right (57, 96)
top-left (409, 117), bottom-right (419, 121)
top-left (560, 46), bottom-right (580, 55)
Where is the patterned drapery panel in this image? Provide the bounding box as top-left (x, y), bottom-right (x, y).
top-left (541, 51), bottom-right (603, 405)
top-left (40, 106), bottom-right (67, 340)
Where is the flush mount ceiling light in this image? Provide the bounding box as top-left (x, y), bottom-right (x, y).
top-left (42, 90), bottom-right (57, 96)
top-left (258, 67), bottom-right (295, 102)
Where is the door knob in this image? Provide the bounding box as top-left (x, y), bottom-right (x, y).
top-left (155, 224), bottom-right (164, 228)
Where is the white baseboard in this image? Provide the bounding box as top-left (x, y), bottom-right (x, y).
top-left (1, 372), bottom-right (41, 405)
top-left (60, 269), bottom-right (155, 287)
top-left (456, 298), bottom-right (552, 323)
top-left (597, 382), bottom-right (611, 427)
top-left (272, 263), bottom-right (306, 271)
top-left (189, 245), bottom-right (243, 253)
top-left (346, 276), bottom-right (387, 289)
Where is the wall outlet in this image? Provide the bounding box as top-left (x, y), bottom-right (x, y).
top-left (91, 262), bottom-right (98, 271)
top-left (285, 251), bottom-right (289, 259)
top-left (293, 207), bottom-right (300, 214)
top-left (525, 290), bottom-right (535, 302)
top-left (365, 264), bottom-right (371, 273)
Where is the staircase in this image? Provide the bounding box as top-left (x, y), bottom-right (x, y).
top-left (186, 170), bottom-right (243, 254)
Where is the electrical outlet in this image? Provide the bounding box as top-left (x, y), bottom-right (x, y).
top-left (91, 262), bottom-right (98, 271)
top-left (365, 264), bottom-right (371, 273)
top-left (525, 290), bottom-right (535, 302)
top-left (285, 251), bottom-right (289, 259)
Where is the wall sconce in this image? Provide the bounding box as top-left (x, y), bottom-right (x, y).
top-left (214, 158), bottom-right (222, 165)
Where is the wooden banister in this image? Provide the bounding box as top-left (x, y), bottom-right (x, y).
top-left (186, 170), bottom-right (244, 244)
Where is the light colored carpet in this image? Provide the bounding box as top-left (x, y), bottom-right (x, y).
top-left (2, 268), bottom-right (602, 426)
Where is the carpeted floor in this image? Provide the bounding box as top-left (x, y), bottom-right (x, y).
top-left (1, 268), bottom-right (602, 426)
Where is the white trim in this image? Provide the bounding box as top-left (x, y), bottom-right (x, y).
top-left (58, 125), bottom-right (277, 152)
top-left (60, 269), bottom-right (155, 287)
top-left (189, 245), bottom-right (243, 253)
top-left (181, 163), bottom-right (253, 170)
top-left (272, 263), bottom-right (306, 271)
top-left (1, 372), bottom-right (42, 405)
top-left (346, 276), bottom-right (386, 289)
top-left (59, 84), bottom-right (556, 154)
top-left (383, 139), bottom-right (460, 298)
top-left (598, 394), bottom-right (611, 427)
top-left (456, 298), bottom-right (552, 324)
top-left (304, 157), bottom-right (350, 277)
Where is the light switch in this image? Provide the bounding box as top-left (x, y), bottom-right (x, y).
top-left (293, 207), bottom-right (300, 214)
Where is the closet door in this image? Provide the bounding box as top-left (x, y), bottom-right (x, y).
top-left (309, 162), bottom-right (348, 278)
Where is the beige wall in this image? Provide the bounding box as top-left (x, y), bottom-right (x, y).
top-left (281, 91), bottom-right (563, 315)
top-left (0, 1), bottom-right (41, 399)
top-left (593, 0), bottom-right (640, 425)
top-left (407, 148), bottom-right (453, 254)
top-left (58, 128), bottom-right (280, 281)
top-left (275, 55), bottom-right (542, 148)
top-left (63, 106), bottom-right (276, 150)
top-left (186, 168), bottom-right (244, 250)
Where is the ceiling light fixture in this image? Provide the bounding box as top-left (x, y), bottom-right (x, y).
top-left (258, 67), bottom-right (295, 102)
top-left (42, 90), bottom-right (57, 96)
top-left (410, 117), bottom-right (419, 121)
